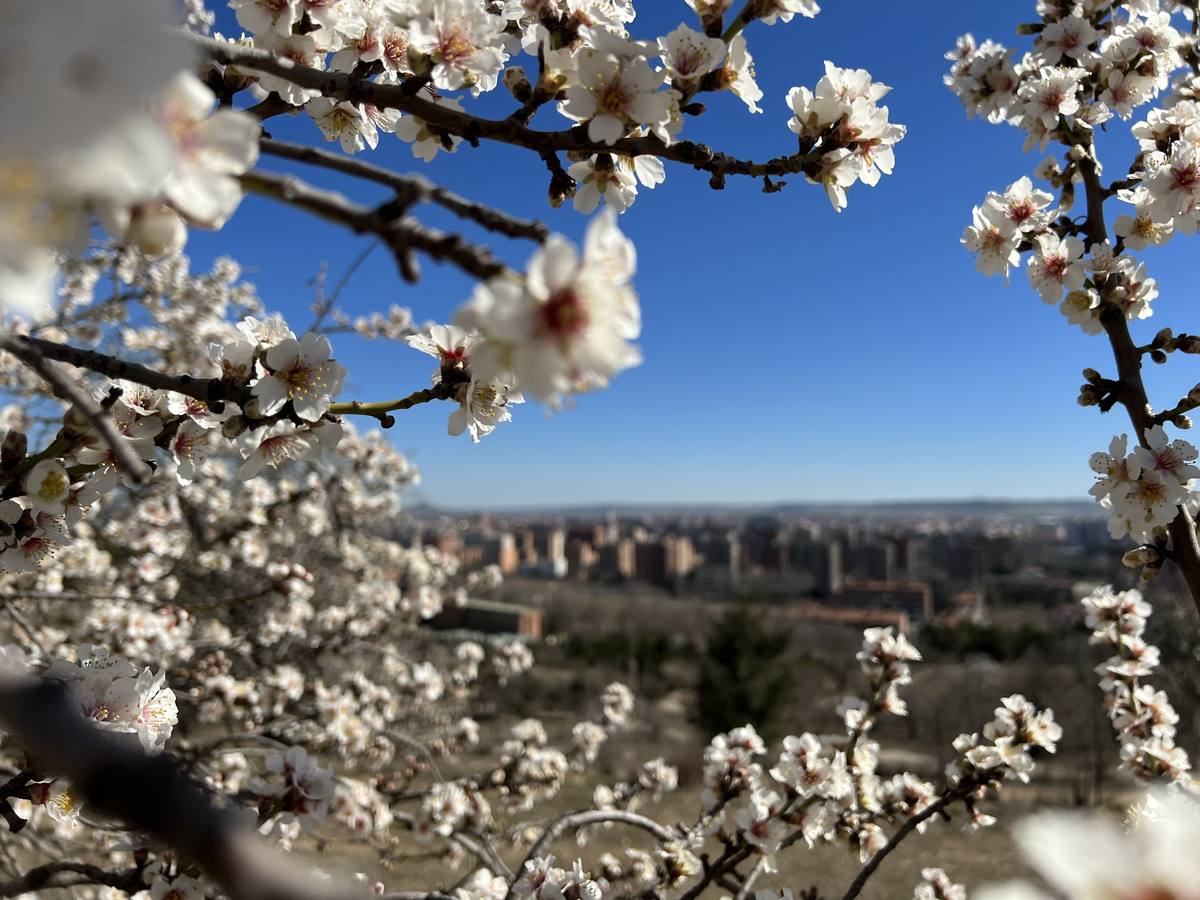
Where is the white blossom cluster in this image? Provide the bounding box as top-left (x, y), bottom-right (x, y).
top-left (513, 856), bottom-right (604, 900)
top-left (950, 1), bottom-right (1200, 571)
top-left (913, 868), bottom-right (967, 900)
top-left (1089, 426), bottom-right (1199, 543)
top-left (696, 629), bottom-right (1060, 874)
top-left (0, 3), bottom-right (262, 318)
top-left (1080, 584), bottom-right (1196, 786)
top-left (405, 209), bottom-right (642, 417)
top-left (946, 4), bottom-right (1196, 138)
top-left (216, 0), bottom-right (904, 214)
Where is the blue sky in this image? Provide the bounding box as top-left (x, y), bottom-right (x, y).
top-left (190, 2), bottom-right (1200, 509)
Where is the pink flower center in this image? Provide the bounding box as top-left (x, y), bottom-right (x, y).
top-left (539, 290), bottom-right (589, 342)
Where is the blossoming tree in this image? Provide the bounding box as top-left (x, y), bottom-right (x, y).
top-left (0, 0), bottom-right (1184, 897)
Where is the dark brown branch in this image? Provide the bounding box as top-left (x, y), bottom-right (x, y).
top-left (839, 793), bottom-right (956, 900)
top-left (195, 35), bottom-right (821, 183)
top-left (0, 677), bottom-right (351, 900)
top-left (260, 138), bottom-right (549, 243)
top-left (0, 862), bottom-right (146, 897)
top-left (10, 335), bottom-right (254, 410)
top-left (1077, 153), bottom-right (1200, 613)
top-left (1, 338), bottom-right (151, 484)
top-left (240, 170), bottom-right (509, 283)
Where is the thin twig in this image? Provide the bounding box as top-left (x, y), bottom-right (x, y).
top-left (839, 794), bottom-right (956, 900)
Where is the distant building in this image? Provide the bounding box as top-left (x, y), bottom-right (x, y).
top-left (835, 580), bottom-right (935, 625)
top-left (785, 540), bottom-right (844, 596)
top-left (843, 541), bottom-right (896, 582)
top-left (426, 599), bottom-right (543, 637)
top-left (595, 538), bottom-right (635, 580)
top-left (635, 541), bottom-right (667, 586)
top-left (462, 533), bottom-right (520, 574)
top-left (787, 603), bottom-right (911, 634)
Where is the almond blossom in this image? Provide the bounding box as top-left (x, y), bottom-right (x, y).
top-left (561, 48), bottom-right (672, 145)
top-left (456, 209), bottom-right (641, 404)
top-left (154, 72), bottom-right (261, 229)
top-left (251, 332), bottom-right (347, 422)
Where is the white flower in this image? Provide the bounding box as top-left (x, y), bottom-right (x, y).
top-left (449, 376), bottom-right (524, 443)
top-left (658, 24), bottom-right (726, 90)
top-left (568, 157), bottom-right (640, 214)
top-left (155, 73), bottom-right (261, 229)
top-left (238, 422), bottom-right (319, 479)
top-left (408, 0), bottom-right (509, 94)
top-left (1027, 232), bottom-right (1086, 303)
top-left (306, 98), bottom-right (379, 154)
top-left (1114, 186), bottom-right (1174, 249)
top-left (230, 0), bottom-right (303, 38)
top-left (720, 34), bottom-right (763, 114)
top-left (395, 92), bottom-right (466, 162)
top-left (1132, 425), bottom-right (1200, 488)
top-left (987, 176), bottom-right (1054, 233)
top-left (963, 205), bottom-right (1020, 278)
top-left (1146, 141), bottom-right (1200, 221)
top-left (170, 420), bottom-right (213, 486)
top-left (977, 792), bottom-right (1200, 900)
top-left (1018, 66), bottom-right (1085, 130)
top-left (406, 324), bottom-right (479, 374)
top-left (457, 210), bottom-right (641, 404)
top-left (1037, 16), bottom-right (1096, 66)
top-left (252, 34), bottom-right (326, 106)
top-left (252, 333), bottom-right (346, 421)
top-left (105, 668), bottom-right (179, 752)
top-left (756, 0), bottom-right (820, 25)
top-left (561, 50), bottom-right (672, 145)
top-left (23, 460), bottom-right (71, 517)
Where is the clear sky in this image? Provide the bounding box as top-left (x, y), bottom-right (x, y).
top-left (190, 2), bottom-right (1200, 509)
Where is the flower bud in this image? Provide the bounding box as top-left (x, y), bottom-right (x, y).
top-left (1082, 368), bottom-right (1101, 384)
top-left (222, 415), bottom-right (249, 439)
top-left (1172, 414), bottom-right (1192, 430)
top-left (503, 67), bottom-right (532, 103)
top-left (1122, 545), bottom-right (1160, 568)
top-left (1151, 349), bottom-right (1168, 364)
top-left (126, 204), bottom-right (187, 258)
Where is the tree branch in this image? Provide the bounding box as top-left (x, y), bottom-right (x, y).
top-left (9, 335), bottom-right (253, 411)
top-left (0, 676), bottom-right (352, 900)
top-left (260, 138), bottom-right (549, 243)
top-left (1077, 153), bottom-right (1200, 613)
top-left (194, 35), bottom-right (822, 184)
top-left (839, 793), bottom-right (956, 900)
top-left (0, 862), bottom-right (146, 897)
top-left (505, 809), bottom-right (676, 900)
top-left (240, 170), bottom-right (509, 283)
top-left (0, 338), bottom-right (152, 484)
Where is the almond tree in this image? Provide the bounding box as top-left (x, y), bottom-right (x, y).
top-left (0, 1), bottom-right (1089, 898)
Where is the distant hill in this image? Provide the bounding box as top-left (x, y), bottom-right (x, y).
top-left (405, 498), bottom-right (1105, 521)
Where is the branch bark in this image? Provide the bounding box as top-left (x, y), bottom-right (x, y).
top-left (240, 170), bottom-right (509, 283)
top-left (259, 138), bottom-right (549, 243)
top-left (0, 676), bottom-right (352, 900)
top-left (194, 35), bottom-right (822, 184)
top-left (1077, 153), bottom-right (1200, 613)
